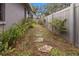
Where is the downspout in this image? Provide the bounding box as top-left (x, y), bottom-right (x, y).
top-left (2, 3), bottom-right (5, 41)
top-left (72, 4), bottom-right (76, 46)
top-left (24, 7), bottom-right (26, 20)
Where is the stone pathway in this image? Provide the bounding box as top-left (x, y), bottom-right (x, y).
top-left (33, 27), bottom-right (53, 53)
top-left (38, 45), bottom-right (53, 53)
top-left (34, 37), bottom-right (44, 42)
top-left (10, 24), bottom-right (79, 56)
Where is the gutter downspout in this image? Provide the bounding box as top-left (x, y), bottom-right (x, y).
top-left (72, 4), bottom-right (76, 46)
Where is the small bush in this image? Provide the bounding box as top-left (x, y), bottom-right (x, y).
top-left (0, 19), bottom-right (36, 53)
top-left (64, 50), bottom-right (79, 56)
top-left (16, 50), bottom-right (33, 56)
top-left (1, 47), bottom-right (16, 56)
top-left (49, 48), bottom-right (64, 56)
top-left (50, 18), bottom-right (67, 34)
top-left (38, 20), bottom-right (44, 25)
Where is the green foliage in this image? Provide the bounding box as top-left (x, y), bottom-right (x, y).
top-left (27, 19), bottom-right (36, 28)
top-left (49, 48), bottom-right (64, 56)
top-left (44, 3), bottom-right (70, 14)
top-left (1, 47), bottom-right (16, 56)
top-left (15, 50), bottom-right (33, 56)
top-left (0, 19), bottom-right (36, 53)
top-left (38, 20), bottom-right (44, 25)
top-left (49, 48), bottom-right (79, 56)
top-left (64, 50), bottom-right (79, 56)
top-left (50, 18), bottom-right (67, 34)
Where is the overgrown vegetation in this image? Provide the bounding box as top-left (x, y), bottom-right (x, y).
top-left (15, 50), bottom-right (33, 56)
top-left (38, 20), bottom-right (44, 25)
top-left (50, 18), bottom-right (67, 34)
top-left (0, 19), bottom-right (36, 55)
top-left (49, 48), bottom-right (64, 56)
top-left (49, 48), bottom-right (79, 56)
top-left (64, 50), bottom-right (79, 56)
top-left (44, 3), bottom-right (70, 15)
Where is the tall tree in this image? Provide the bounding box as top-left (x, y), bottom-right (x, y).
top-left (44, 3), bottom-right (70, 14)
top-left (32, 5), bottom-right (38, 14)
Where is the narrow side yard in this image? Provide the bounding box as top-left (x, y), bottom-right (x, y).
top-left (4, 24), bottom-right (79, 56)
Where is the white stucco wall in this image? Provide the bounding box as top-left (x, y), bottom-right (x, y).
top-left (4, 3), bottom-right (25, 30)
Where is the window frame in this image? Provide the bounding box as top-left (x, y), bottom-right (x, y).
top-left (0, 3), bottom-right (5, 21)
top-left (0, 3), bottom-right (5, 25)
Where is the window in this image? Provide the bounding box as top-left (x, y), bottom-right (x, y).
top-left (0, 4), bottom-right (4, 21)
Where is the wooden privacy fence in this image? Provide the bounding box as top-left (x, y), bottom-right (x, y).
top-left (43, 4), bottom-right (79, 48)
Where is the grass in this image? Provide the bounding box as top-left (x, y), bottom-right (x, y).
top-left (64, 50), bottom-right (79, 56)
top-left (0, 19), bottom-right (36, 55)
top-left (14, 50), bottom-right (33, 56)
top-left (1, 21), bottom-right (79, 56)
top-left (49, 48), bottom-right (64, 56)
top-left (49, 47), bottom-right (79, 56)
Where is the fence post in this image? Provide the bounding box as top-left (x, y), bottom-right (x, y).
top-left (69, 4), bottom-right (75, 44)
top-left (74, 4), bottom-right (79, 47)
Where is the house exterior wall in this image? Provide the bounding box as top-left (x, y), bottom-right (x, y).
top-left (4, 3), bottom-right (25, 30)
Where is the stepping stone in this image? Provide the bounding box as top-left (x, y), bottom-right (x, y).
top-left (35, 34), bottom-right (43, 37)
top-left (34, 37), bottom-right (44, 42)
top-left (38, 45), bottom-right (53, 53)
top-left (39, 30), bottom-right (43, 32)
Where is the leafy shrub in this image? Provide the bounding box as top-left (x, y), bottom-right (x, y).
top-left (49, 48), bottom-right (64, 56)
top-left (1, 48), bottom-right (16, 56)
top-left (64, 50), bottom-right (79, 56)
top-left (0, 19), bottom-right (36, 52)
top-left (50, 18), bottom-right (67, 34)
top-left (38, 20), bottom-right (44, 25)
top-left (15, 50), bottom-right (33, 56)
top-left (49, 48), bottom-right (79, 56)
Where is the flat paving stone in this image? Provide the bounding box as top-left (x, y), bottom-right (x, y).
top-left (34, 37), bottom-right (44, 42)
top-left (35, 34), bottom-right (43, 37)
top-left (39, 30), bottom-right (43, 32)
top-left (38, 45), bottom-right (53, 53)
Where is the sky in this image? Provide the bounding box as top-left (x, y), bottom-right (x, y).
top-left (32, 3), bottom-right (47, 7)
top-left (31, 3), bottom-right (47, 15)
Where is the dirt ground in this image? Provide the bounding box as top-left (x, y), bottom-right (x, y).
top-left (8, 24), bottom-right (79, 56)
